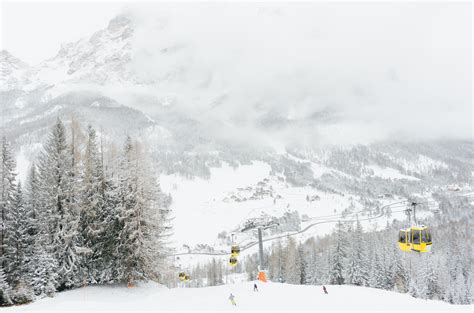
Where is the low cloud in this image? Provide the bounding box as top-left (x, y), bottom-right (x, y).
top-left (121, 2), bottom-right (471, 147)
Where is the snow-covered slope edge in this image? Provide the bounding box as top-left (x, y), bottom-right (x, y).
top-left (4, 281), bottom-right (469, 312)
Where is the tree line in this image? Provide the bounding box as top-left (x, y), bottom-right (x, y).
top-left (186, 207), bottom-right (472, 305)
top-left (261, 215), bottom-right (472, 305)
top-left (0, 119), bottom-right (171, 306)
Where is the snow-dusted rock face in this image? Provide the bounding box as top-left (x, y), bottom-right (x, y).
top-left (0, 15), bottom-right (163, 154)
top-left (1, 15), bottom-right (135, 93)
top-left (35, 15), bottom-right (135, 86)
top-left (0, 50), bottom-right (29, 76)
top-left (0, 50), bottom-right (30, 91)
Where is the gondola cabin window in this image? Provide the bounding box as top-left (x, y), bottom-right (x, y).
top-left (399, 231), bottom-right (406, 243)
top-left (422, 229), bottom-right (432, 243)
top-left (412, 229), bottom-right (420, 244)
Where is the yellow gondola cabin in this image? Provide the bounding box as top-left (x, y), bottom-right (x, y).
top-left (229, 256), bottom-right (238, 267)
top-left (231, 245), bottom-right (240, 257)
top-left (398, 225), bottom-right (432, 253)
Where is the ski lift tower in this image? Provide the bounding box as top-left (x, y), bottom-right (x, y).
top-left (240, 217), bottom-right (279, 282)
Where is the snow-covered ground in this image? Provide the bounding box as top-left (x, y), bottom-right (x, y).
top-left (160, 161), bottom-right (272, 246)
top-left (160, 161), bottom-right (365, 248)
top-left (365, 165), bottom-right (419, 181)
top-left (5, 281), bottom-right (469, 312)
top-left (159, 160), bottom-right (450, 268)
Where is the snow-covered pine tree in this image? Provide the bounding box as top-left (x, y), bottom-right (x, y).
top-left (24, 164), bottom-right (40, 241)
top-left (37, 118), bottom-right (81, 290)
top-left (115, 136), bottom-right (141, 285)
top-left (0, 136), bottom-right (17, 283)
top-left (308, 243), bottom-right (331, 286)
top-left (302, 238), bottom-right (318, 285)
top-left (78, 126), bottom-right (108, 284)
top-left (80, 130), bottom-right (121, 285)
top-left (329, 221), bottom-right (347, 285)
top-left (329, 246), bottom-right (344, 285)
top-left (268, 240), bottom-right (284, 282)
top-left (452, 265), bottom-right (468, 304)
top-left (5, 182), bottom-right (30, 290)
top-left (381, 244), bottom-right (395, 290)
top-left (99, 175), bottom-right (121, 284)
top-left (346, 219), bottom-right (368, 286)
top-left (0, 265), bottom-right (12, 306)
top-left (244, 254), bottom-right (259, 281)
top-left (115, 136), bottom-right (170, 286)
top-left (207, 258), bottom-right (224, 286)
top-left (322, 247), bottom-right (332, 285)
top-left (298, 244), bottom-right (307, 284)
top-left (28, 242), bottom-right (58, 297)
top-left (23, 164), bottom-right (40, 283)
top-left (408, 276), bottom-right (420, 298)
top-left (419, 256), bottom-right (441, 300)
top-left (21, 163), bottom-right (58, 297)
top-left (284, 237), bottom-right (301, 284)
top-left (368, 250), bottom-right (385, 289)
top-left (466, 270), bottom-right (473, 304)
top-left (207, 259), bottom-right (217, 286)
top-left (139, 156), bottom-right (173, 283)
top-left (61, 122), bottom-right (83, 288)
top-left (392, 247), bottom-right (408, 293)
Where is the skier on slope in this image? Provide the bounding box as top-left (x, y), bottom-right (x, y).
top-left (254, 283), bottom-right (258, 292)
top-left (323, 285), bottom-right (328, 294)
top-left (229, 293), bottom-right (237, 306)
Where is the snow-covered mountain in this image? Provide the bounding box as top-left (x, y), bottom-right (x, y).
top-left (1, 10), bottom-right (472, 253)
top-left (1, 16), bottom-right (134, 90)
top-left (0, 50), bottom-right (30, 92)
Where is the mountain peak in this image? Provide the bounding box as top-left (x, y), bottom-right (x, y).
top-left (107, 14), bottom-right (132, 32)
top-left (0, 50), bottom-right (29, 68)
top-left (0, 50), bottom-right (29, 89)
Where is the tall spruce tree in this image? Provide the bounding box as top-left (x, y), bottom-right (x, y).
top-left (115, 136), bottom-right (169, 286)
top-left (369, 250), bottom-right (386, 289)
top-left (0, 137), bottom-right (17, 280)
top-left (298, 244), bottom-right (307, 285)
top-left (78, 126), bottom-right (107, 284)
top-left (346, 219), bottom-right (368, 286)
top-left (0, 265), bottom-right (12, 305)
top-left (23, 164), bottom-right (40, 283)
top-left (268, 240), bottom-right (284, 282)
top-left (329, 222), bottom-right (347, 285)
top-left (284, 237), bottom-right (301, 284)
top-left (37, 119), bottom-right (81, 290)
top-left (5, 182), bottom-right (29, 287)
top-left (22, 163), bottom-right (58, 297)
top-left (420, 256), bottom-right (441, 300)
top-left (29, 242), bottom-right (58, 297)
top-left (392, 247), bottom-right (408, 293)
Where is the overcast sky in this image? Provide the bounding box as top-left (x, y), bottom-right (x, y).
top-left (1, 1), bottom-right (472, 146)
top-left (125, 2), bottom-right (472, 145)
top-left (1, 1), bottom-right (125, 64)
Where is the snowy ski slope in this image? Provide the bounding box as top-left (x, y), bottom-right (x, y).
top-left (5, 281), bottom-right (470, 312)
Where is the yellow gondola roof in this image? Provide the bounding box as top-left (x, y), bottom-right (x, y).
top-left (400, 225), bottom-right (429, 231)
top-left (411, 225), bottom-right (428, 230)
